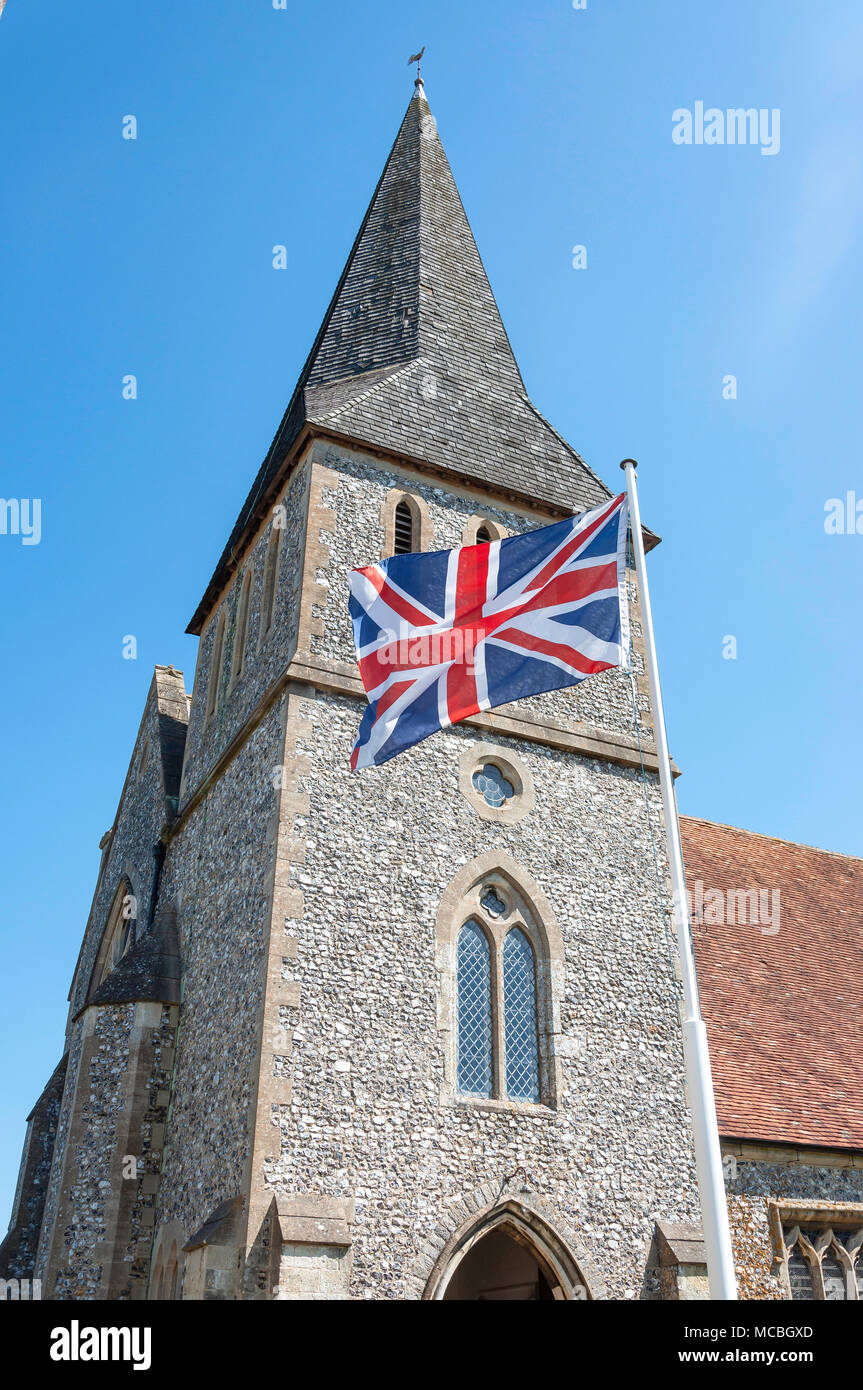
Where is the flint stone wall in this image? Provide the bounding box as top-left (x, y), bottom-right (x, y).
top-left (179, 462), bottom-right (307, 806)
top-left (35, 1021), bottom-right (86, 1286)
top-left (68, 679), bottom-right (184, 1026)
top-left (41, 1005), bottom-right (134, 1299)
top-left (0, 1056), bottom-right (67, 1281)
top-left (154, 698), bottom-right (287, 1239)
top-left (725, 1156), bottom-right (863, 1300)
top-left (264, 686), bottom-right (699, 1299)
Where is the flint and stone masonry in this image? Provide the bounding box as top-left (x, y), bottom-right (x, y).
top-left (3, 80), bottom-right (860, 1302)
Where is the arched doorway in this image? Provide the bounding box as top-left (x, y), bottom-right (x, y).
top-left (425, 1201), bottom-right (592, 1301)
top-left (443, 1224), bottom-right (557, 1300)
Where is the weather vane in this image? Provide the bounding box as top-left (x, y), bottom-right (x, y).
top-left (408, 46), bottom-right (425, 83)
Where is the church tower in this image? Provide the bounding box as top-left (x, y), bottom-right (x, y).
top-left (11, 81), bottom-right (704, 1301)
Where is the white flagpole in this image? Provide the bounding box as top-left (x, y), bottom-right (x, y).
top-left (620, 459), bottom-right (738, 1300)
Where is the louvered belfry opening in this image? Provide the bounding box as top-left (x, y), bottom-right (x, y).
top-left (394, 500), bottom-right (415, 554)
top-left (476, 526), bottom-right (491, 544)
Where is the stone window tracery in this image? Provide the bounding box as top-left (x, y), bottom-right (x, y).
top-left (455, 888), bottom-right (543, 1105)
top-left (438, 854), bottom-right (562, 1111)
top-left (472, 763), bottom-right (514, 808)
top-left (770, 1204), bottom-right (863, 1301)
top-left (460, 744), bottom-right (534, 825)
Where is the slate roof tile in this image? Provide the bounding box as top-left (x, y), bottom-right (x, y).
top-left (188, 83), bottom-right (608, 633)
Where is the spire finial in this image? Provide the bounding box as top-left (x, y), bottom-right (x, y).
top-left (408, 46), bottom-right (425, 86)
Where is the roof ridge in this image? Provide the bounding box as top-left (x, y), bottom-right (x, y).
top-left (319, 357), bottom-right (428, 422)
top-left (519, 394), bottom-right (610, 498)
top-left (680, 814), bottom-right (863, 865)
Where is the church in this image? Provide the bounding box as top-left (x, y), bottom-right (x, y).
top-left (2, 79), bottom-right (861, 1302)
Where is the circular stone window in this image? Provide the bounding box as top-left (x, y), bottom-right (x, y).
top-left (472, 763), bottom-right (514, 808)
top-left (459, 743), bottom-right (535, 825)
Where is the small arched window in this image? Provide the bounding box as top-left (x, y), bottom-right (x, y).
top-left (456, 912), bottom-right (541, 1104)
top-left (394, 499), bottom-right (417, 554)
top-left (94, 881), bottom-right (137, 987)
top-left (464, 516), bottom-right (504, 546)
top-left (205, 611), bottom-right (227, 721)
top-left (383, 488), bottom-right (431, 557)
top-left (260, 525), bottom-right (282, 638)
top-left (231, 568), bottom-right (252, 686)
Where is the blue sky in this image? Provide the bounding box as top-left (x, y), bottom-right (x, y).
top-left (1, 0), bottom-right (861, 1218)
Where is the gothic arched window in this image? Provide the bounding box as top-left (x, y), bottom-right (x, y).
top-left (456, 906), bottom-right (542, 1105)
top-left (205, 610), bottom-right (226, 721)
top-left (776, 1213), bottom-right (863, 1301)
top-left (502, 928), bottom-right (540, 1102)
top-left (457, 921), bottom-right (493, 1097)
top-left (230, 567), bottom-right (253, 687)
top-left (382, 488), bottom-right (432, 557)
top-left (439, 854), bottom-right (561, 1110)
top-left (464, 516), bottom-right (504, 546)
top-left (260, 524), bottom-right (282, 639)
top-left (93, 880), bottom-right (137, 988)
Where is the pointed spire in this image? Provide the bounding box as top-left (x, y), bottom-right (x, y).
top-left (188, 82), bottom-right (608, 633)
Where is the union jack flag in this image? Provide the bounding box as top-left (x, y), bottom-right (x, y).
top-left (349, 493), bottom-right (630, 770)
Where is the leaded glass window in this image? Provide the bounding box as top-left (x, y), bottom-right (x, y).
top-left (472, 764), bottom-right (514, 808)
top-left (780, 1220), bottom-right (863, 1301)
top-left (481, 888), bottom-right (506, 918)
top-left (822, 1251), bottom-right (846, 1301)
top-left (502, 929), bottom-right (540, 1102)
top-left (787, 1245), bottom-right (813, 1300)
top-left (457, 922), bottom-right (492, 1097)
top-left (455, 899), bottom-right (544, 1107)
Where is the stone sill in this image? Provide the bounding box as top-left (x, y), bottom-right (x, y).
top-left (450, 1097), bottom-right (558, 1120)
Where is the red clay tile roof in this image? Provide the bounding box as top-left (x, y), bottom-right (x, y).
top-left (681, 816), bottom-right (863, 1152)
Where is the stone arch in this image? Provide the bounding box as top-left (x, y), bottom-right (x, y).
top-left (150, 1220), bottom-right (187, 1301)
top-left (380, 486), bottom-right (433, 557)
top-left (436, 852), bottom-right (564, 1107)
top-left (411, 1184), bottom-right (605, 1301)
top-left (463, 514), bottom-right (506, 545)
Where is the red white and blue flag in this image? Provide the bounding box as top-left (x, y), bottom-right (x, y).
top-left (349, 493), bottom-right (630, 770)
